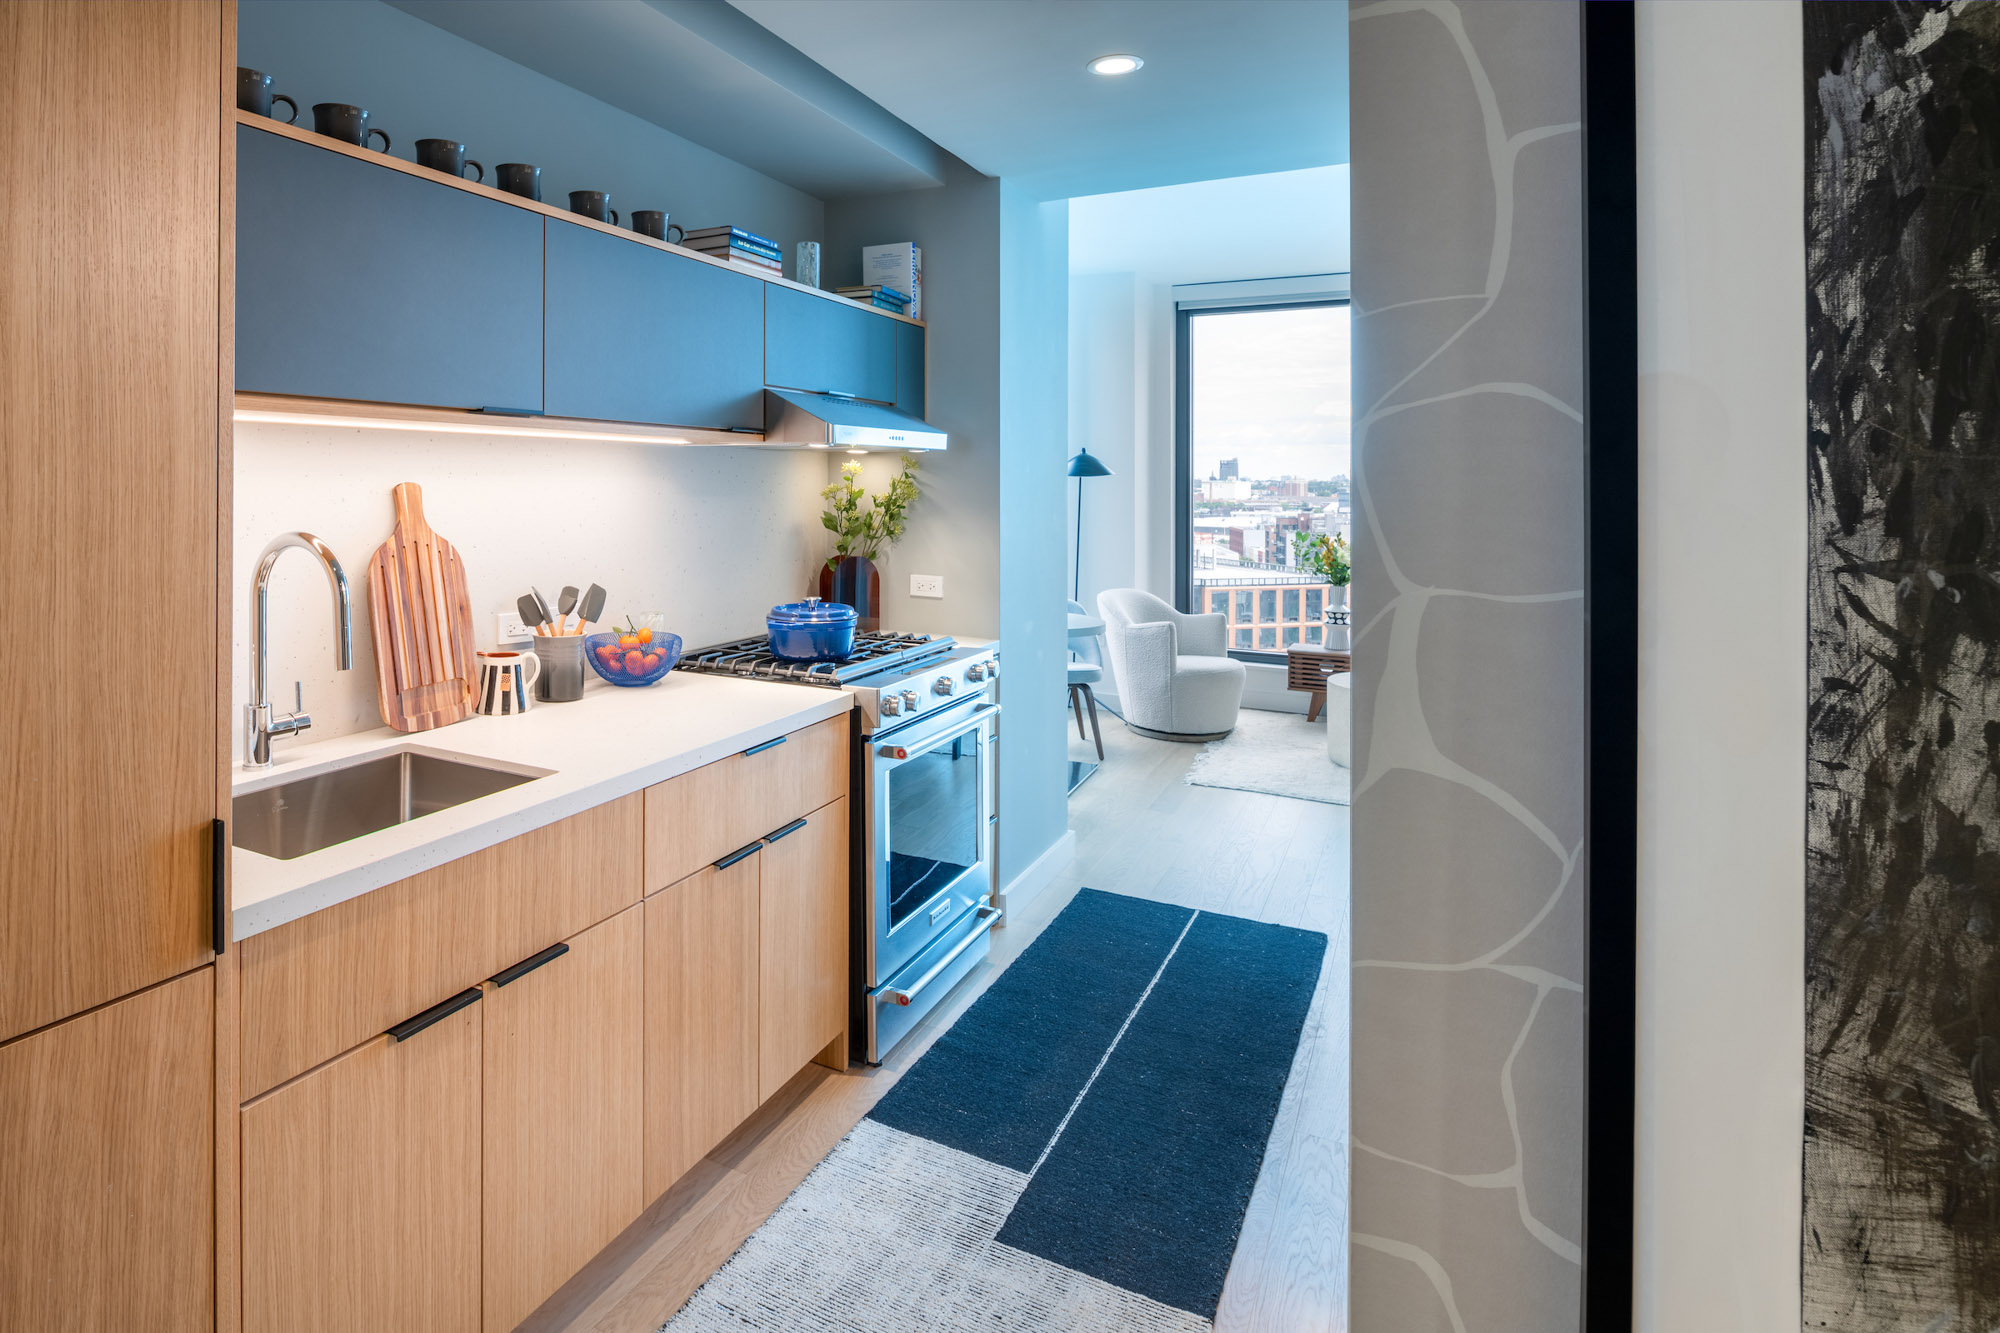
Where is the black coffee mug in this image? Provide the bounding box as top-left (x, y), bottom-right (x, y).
top-left (632, 211), bottom-right (685, 244)
top-left (313, 103), bottom-right (390, 152)
top-left (415, 139), bottom-right (483, 183)
top-left (569, 190), bottom-right (617, 226)
top-left (237, 68), bottom-right (297, 123)
top-left (495, 163), bottom-right (542, 201)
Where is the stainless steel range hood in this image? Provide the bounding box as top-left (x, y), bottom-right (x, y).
top-left (762, 389), bottom-right (946, 452)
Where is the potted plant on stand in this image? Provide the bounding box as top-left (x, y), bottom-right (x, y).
top-left (819, 455), bottom-right (920, 630)
top-left (1292, 529), bottom-right (1353, 649)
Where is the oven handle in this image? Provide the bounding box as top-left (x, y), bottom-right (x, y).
top-left (880, 904), bottom-right (1002, 1007)
top-left (874, 702), bottom-right (1000, 761)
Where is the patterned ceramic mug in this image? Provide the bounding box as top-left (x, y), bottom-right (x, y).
top-left (474, 650), bottom-right (540, 716)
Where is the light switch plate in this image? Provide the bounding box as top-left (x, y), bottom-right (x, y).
top-left (910, 573), bottom-right (944, 599)
top-left (496, 610), bottom-right (532, 643)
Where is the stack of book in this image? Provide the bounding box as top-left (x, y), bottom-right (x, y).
top-left (835, 284), bottom-right (911, 313)
top-left (862, 242), bottom-right (921, 321)
top-left (682, 226), bottom-right (783, 276)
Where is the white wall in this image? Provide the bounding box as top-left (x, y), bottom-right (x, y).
top-left (1634, 3), bottom-right (1805, 1329)
top-left (1066, 166), bottom-right (1350, 618)
top-left (232, 424), bottom-right (827, 763)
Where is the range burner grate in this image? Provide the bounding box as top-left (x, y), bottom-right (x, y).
top-left (680, 631), bottom-right (944, 687)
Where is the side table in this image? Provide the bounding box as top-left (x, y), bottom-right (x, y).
top-left (1287, 642), bottom-right (1352, 722)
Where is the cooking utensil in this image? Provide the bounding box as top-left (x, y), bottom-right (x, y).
top-left (556, 585), bottom-right (579, 635)
top-left (529, 586), bottom-right (553, 636)
top-left (516, 592), bottom-right (548, 636)
top-left (767, 597), bottom-right (857, 661)
top-left (575, 583), bottom-right (606, 633)
top-left (366, 482), bottom-right (477, 732)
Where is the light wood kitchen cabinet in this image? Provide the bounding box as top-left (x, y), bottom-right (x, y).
top-left (0, 970), bottom-right (214, 1332)
top-left (483, 905), bottom-right (645, 1333)
top-left (644, 853), bottom-right (762, 1199)
top-left (759, 797), bottom-right (850, 1100)
top-left (241, 993), bottom-right (483, 1333)
top-left (1, 0), bottom-right (222, 1047)
top-left (643, 715), bottom-right (849, 891)
top-left (240, 795), bottom-right (640, 1098)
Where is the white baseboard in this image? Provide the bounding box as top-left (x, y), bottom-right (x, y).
top-left (999, 829), bottom-right (1076, 914)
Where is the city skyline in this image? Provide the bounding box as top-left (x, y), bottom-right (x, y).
top-left (1187, 302), bottom-right (1351, 483)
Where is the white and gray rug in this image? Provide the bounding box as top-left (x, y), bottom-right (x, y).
top-left (1184, 708), bottom-right (1350, 805)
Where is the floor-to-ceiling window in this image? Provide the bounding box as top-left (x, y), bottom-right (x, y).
top-left (1174, 299), bottom-right (1351, 662)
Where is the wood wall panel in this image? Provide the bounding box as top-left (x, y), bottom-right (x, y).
top-left (0, 0), bottom-right (221, 1043)
top-left (0, 972), bottom-right (214, 1331)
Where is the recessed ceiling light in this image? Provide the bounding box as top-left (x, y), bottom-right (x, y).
top-left (1088, 53), bottom-right (1143, 76)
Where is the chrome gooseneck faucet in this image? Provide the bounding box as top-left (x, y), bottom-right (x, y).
top-left (246, 532), bottom-right (353, 768)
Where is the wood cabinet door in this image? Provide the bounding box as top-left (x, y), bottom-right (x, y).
top-left (482, 905), bottom-right (644, 1333)
top-left (895, 319), bottom-right (926, 418)
top-left (765, 285), bottom-right (896, 403)
top-left (241, 997), bottom-right (482, 1333)
top-left (644, 854), bottom-right (760, 1200)
top-left (0, 970), bottom-right (213, 1331)
top-left (0, 0), bottom-right (220, 1044)
top-left (544, 219), bottom-right (765, 430)
top-left (235, 124), bottom-right (544, 412)
top-left (643, 715), bottom-right (850, 893)
top-left (758, 798), bottom-right (849, 1100)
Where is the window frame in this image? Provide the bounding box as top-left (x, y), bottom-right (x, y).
top-left (1173, 287), bottom-right (1352, 666)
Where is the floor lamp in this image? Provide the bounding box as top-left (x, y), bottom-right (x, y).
top-left (1068, 447), bottom-right (1113, 602)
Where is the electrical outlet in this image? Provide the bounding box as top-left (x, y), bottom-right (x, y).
top-left (496, 610), bottom-right (532, 643)
top-left (910, 573), bottom-right (944, 599)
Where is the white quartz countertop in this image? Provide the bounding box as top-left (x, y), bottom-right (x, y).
top-left (229, 672), bottom-right (852, 940)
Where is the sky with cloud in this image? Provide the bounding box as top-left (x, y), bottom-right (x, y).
top-left (1188, 303), bottom-right (1350, 482)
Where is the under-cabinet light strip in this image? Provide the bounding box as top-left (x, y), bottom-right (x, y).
top-left (233, 407), bottom-right (695, 446)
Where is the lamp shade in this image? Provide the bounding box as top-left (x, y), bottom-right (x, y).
top-left (1067, 448), bottom-right (1113, 478)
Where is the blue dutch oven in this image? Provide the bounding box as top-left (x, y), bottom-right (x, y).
top-left (768, 597), bottom-right (858, 661)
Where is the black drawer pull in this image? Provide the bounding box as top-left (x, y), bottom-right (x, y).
top-left (714, 841), bottom-right (762, 871)
top-left (489, 942), bottom-right (569, 988)
top-left (741, 735), bottom-right (787, 757)
top-left (388, 988), bottom-right (482, 1043)
top-left (211, 818), bottom-right (228, 956)
top-left (763, 817), bottom-right (808, 844)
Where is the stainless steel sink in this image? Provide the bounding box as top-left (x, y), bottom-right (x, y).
top-left (232, 748), bottom-right (545, 860)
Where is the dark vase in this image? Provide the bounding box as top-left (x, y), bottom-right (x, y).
top-left (817, 555), bottom-right (881, 631)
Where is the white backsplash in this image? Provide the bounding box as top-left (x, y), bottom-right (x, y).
top-left (232, 420), bottom-right (829, 765)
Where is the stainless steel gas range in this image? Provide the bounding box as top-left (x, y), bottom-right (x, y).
top-left (678, 631), bottom-right (1000, 1062)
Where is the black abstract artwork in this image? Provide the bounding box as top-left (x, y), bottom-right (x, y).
top-left (1806, 3), bottom-right (2000, 1325)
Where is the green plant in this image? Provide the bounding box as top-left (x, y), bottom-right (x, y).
top-left (1293, 529), bottom-right (1352, 586)
top-left (820, 455), bottom-right (921, 567)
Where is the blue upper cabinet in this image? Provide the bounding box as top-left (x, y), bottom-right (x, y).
top-left (764, 285), bottom-right (896, 404)
top-left (893, 320), bottom-right (925, 419)
top-left (544, 221), bottom-right (765, 431)
top-left (235, 126), bottom-right (543, 412)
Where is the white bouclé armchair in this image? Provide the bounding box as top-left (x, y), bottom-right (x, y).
top-left (1096, 588), bottom-right (1247, 741)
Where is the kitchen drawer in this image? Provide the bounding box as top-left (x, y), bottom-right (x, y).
top-left (643, 716), bottom-right (849, 893)
top-left (241, 797), bottom-right (641, 1099)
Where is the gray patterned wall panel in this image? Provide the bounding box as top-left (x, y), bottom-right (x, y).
top-left (1348, 2), bottom-right (1587, 1328)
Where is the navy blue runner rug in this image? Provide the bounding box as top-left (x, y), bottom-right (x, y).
top-left (665, 888), bottom-right (1326, 1330)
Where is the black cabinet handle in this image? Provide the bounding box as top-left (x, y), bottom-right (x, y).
top-left (741, 735), bottom-right (787, 757)
top-left (763, 817), bottom-right (808, 844)
top-left (473, 405), bottom-right (544, 417)
top-left (489, 942), bottom-right (569, 988)
top-left (211, 818), bottom-right (227, 956)
top-left (714, 841), bottom-right (762, 871)
top-left (388, 988), bottom-right (482, 1042)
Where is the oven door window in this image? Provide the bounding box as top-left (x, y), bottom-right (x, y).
top-left (885, 728), bottom-right (983, 930)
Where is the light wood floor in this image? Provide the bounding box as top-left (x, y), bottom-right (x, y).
top-left (530, 709), bottom-right (1350, 1333)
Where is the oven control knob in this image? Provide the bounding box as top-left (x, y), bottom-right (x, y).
top-left (900, 689), bottom-right (919, 710)
top-left (966, 662), bottom-right (986, 682)
top-left (881, 695), bottom-right (902, 716)
top-left (933, 676), bottom-right (955, 697)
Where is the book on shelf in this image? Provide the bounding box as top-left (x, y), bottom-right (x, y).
top-left (860, 242), bottom-right (921, 321)
top-left (694, 243), bottom-right (783, 268)
top-left (682, 224), bottom-right (780, 252)
top-left (834, 284), bottom-right (909, 305)
top-left (689, 237), bottom-right (782, 262)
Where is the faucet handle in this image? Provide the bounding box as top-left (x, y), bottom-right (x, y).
top-left (293, 680), bottom-right (304, 716)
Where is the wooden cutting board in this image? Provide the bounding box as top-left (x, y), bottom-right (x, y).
top-left (367, 482), bottom-right (477, 732)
